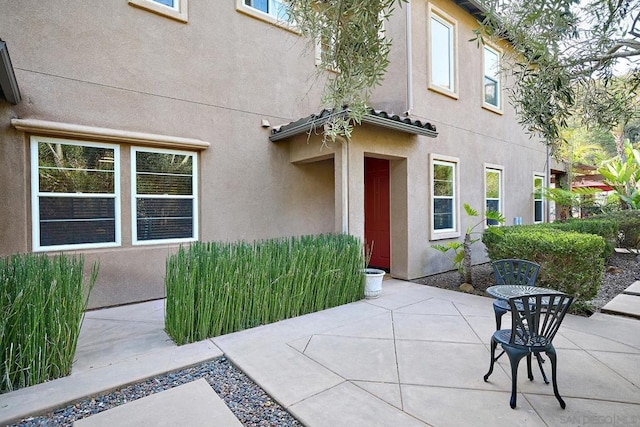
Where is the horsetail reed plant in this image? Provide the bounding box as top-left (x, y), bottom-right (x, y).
top-left (0, 253), bottom-right (97, 393)
top-left (165, 234), bottom-right (365, 344)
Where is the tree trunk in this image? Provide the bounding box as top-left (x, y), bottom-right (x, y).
top-left (463, 233), bottom-right (472, 284)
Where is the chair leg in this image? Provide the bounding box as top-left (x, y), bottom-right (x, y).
top-left (535, 353), bottom-right (549, 384)
top-left (494, 306), bottom-right (507, 330)
top-left (526, 354), bottom-right (533, 381)
top-left (505, 349), bottom-right (526, 409)
top-left (484, 337), bottom-right (498, 381)
top-left (546, 348), bottom-right (566, 409)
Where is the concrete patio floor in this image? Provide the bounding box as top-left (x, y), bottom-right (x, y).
top-left (1, 279), bottom-right (639, 426)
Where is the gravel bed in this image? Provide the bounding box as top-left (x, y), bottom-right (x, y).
top-left (414, 251), bottom-right (640, 312)
top-left (9, 253), bottom-right (639, 426)
top-left (11, 357), bottom-right (301, 427)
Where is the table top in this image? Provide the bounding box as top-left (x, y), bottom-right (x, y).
top-left (486, 285), bottom-right (563, 300)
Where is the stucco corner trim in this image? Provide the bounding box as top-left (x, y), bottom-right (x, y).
top-left (11, 118), bottom-right (210, 151)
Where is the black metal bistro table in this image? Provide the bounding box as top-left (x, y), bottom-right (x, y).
top-left (485, 285), bottom-right (564, 384)
top-left (486, 285), bottom-right (563, 300)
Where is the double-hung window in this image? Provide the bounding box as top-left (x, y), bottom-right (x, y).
top-left (31, 137), bottom-right (120, 251)
top-left (533, 175), bottom-right (545, 223)
top-left (132, 147), bottom-right (198, 244)
top-left (428, 7), bottom-right (457, 97)
top-left (483, 46), bottom-right (501, 110)
top-left (431, 156), bottom-right (459, 238)
top-left (485, 166), bottom-right (503, 226)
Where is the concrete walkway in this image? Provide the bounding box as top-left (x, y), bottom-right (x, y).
top-left (602, 281), bottom-right (640, 319)
top-left (1, 279), bottom-right (639, 426)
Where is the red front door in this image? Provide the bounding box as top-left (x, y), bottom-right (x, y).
top-left (364, 158), bottom-right (390, 270)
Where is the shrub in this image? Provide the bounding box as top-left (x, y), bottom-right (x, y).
top-left (549, 218), bottom-right (617, 258)
top-left (482, 226), bottom-right (605, 301)
top-left (590, 210), bottom-right (640, 250)
top-left (165, 234), bottom-right (364, 344)
top-left (0, 253), bottom-right (97, 393)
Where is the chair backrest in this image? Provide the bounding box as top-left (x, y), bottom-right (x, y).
top-left (492, 259), bottom-right (540, 287)
top-left (508, 293), bottom-right (573, 348)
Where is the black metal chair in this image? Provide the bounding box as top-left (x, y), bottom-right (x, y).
top-left (484, 292), bottom-right (574, 409)
top-left (492, 259), bottom-right (541, 329)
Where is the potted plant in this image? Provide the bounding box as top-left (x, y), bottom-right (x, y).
top-left (363, 242), bottom-right (385, 298)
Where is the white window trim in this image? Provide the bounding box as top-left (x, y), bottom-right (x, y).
top-left (533, 173), bottom-right (546, 224)
top-left (30, 136), bottom-right (121, 252)
top-left (131, 147), bottom-right (198, 246)
top-left (427, 4), bottom-right (458, 99)
top-left (482, 44), bottom-right (504, 114)
top-left (12, 118), bottom-right (210, 151)
top-left (484, 164), bottom-right (504, 228)
top-left (128, 0), bottom-right (188, 23)
top-left (236, 0), bottom-right (298, 34)
top-left (430, 154), bottom-right (460, 240)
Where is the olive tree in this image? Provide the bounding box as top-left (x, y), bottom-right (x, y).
top-left (286, 0), bottom-right (405, 141)
top-left (475, 0), bottom-right (640, 155)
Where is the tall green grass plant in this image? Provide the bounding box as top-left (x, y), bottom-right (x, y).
top-left (0, 253), bottom-right (97, 393)
top-left (165, 234), bottom-right (364, 344)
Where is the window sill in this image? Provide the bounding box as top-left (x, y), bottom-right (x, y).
top-left (128, 0), bottom-right (188, 23)
top-left (236, 2), bottom-right (299, 35)
top-left (482, 103), bottom-right (504, 115)
top-left (430, 230), bottom-right (461, 241)
top-left (12, 118), bottom-right (210, 151)
top-left (428, 85), bottom-right (459, 100)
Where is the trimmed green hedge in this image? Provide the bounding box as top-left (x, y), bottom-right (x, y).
top-left (589, 210), bottom-right (640, 250)
top-left (545, 218), bottom-right (617, 258)
top-left (482, 226), bottom-right (605, 301)
top-left (165, 234), bottom-right (365, 344)
top-left (0, 254), bottom-right (97, 393)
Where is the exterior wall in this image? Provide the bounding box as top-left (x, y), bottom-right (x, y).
top-left (400, 0), bottom-right (554, 278)
top-left (288, 0), bottom-right (558, 280)
top-left (0, 1), bottom-right (335, 308)
top-left (0, 0), bottom-right (562, 306)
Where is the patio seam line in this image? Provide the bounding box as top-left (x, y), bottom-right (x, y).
top-left (215, 349), bottom-right (346, 411)
top-left (286, 336), bottom-right (313, 353)
top-left (560, 330), bottom-right (640, 354)
top-left (390, 309), bottom-right (406, 412)
top-left (582, 349), bottom-right (640, 391)
top-left (300, 335), bottom-right (400, 384)
top-left (363, 296), bottom-right (437, 312)
top-left (561, 324), bottom-right (640, 351)
top-left (455, 303), bottom-right (487, 345)
top-left (285, 379), bottom-right (347, 408)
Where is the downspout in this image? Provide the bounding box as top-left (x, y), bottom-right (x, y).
top-left (336, 135), bottom-right (350, 234)
top-left (405, 1), bottom-right (413, 116)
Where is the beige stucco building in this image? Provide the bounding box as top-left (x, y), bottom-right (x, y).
top-left (0, 0), bottom-right (564, 308)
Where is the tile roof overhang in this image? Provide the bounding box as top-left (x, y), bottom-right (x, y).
top-left (269, 108), bottom-right (437, 142)
top-left (0, 39), bottom-right (21, 105)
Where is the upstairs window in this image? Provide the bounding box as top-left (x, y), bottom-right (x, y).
top-left (243, 0), bottom-right (289, 21)
top-left (428, 6), bottom-right (457, 97)
top-left (132, 147), bottom-right (198, 244)
top-left (31, 137), bottom-right (120, 251)
top-left (483, 46), bottom-right (502, 110)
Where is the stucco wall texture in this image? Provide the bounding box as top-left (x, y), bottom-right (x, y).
top-left (0, 1), bottom-right (561, 308)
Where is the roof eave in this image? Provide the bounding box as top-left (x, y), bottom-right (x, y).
top-left (0, 40), bottom-right (22, 105)
top-left (269, 111), bottom-right (438, 142)
top-left (451, 0), bottom-right (489, 22)
top-left (361, 114), bottom-right (438, 138)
